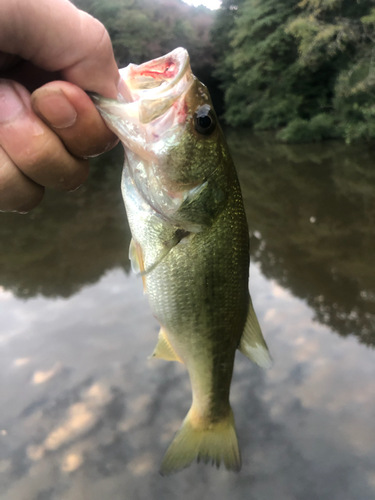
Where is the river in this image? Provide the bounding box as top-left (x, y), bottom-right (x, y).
top-left (0, 131), bottom-right (374, 499)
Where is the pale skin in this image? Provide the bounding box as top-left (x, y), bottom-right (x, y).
top-left (0, 0), bottom-right (122, 213)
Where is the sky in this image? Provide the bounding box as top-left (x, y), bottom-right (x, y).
top-left (182, 0), bottom-right (221, 9)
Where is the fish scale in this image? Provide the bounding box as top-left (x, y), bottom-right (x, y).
top-left (90, 47), bottom-right (272, 475)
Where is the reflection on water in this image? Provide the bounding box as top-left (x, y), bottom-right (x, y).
top-left (228, 132), bottom-right (375, 346)
top-left (0, 145), bottom-right (130, 299)
top-left (0, 132), bottom-right (375, 499)
top-left (1, 134), bottom-right (374, 344)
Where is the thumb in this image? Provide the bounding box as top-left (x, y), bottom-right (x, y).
top-left (0, 0), bottom-right (119, 98)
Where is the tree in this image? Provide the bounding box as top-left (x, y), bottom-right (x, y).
top-left (213, 0), bottom-right (375, 142)
top-left (73, 0), bottom-right (216, 86)
top-left (286, 0), bottom-right (375, 142)
top-left (220, 0), bottom-right (302, 129)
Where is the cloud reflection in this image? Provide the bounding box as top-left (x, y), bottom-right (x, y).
top-left (43, 384), bottom-right (111, 457)
top-left (61, 452), bottom-right (84, 473)
top-left (32, 363), bottom-right (61, 385)
top-left (0, 265), bottom-right (374, 499)
top-left (0, 285), bottom-right (12, 300)
top-left (13, 358), bottom-right (31, 367)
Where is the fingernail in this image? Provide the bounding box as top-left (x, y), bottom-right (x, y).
top-left (0, 81), bottom-right (24, 123)
top-left (34, 90), bottom-right (77, 129)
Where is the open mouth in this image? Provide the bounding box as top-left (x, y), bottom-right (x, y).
top-left (117, 48), bottom-right (193, 126)
top-left (89, 48), bottom-right (193, 159)
top-left (119, 47), bottom-right (192, 104)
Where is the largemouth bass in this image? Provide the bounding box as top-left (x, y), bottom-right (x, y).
top-left (90, 48), bottom-right (272, 475)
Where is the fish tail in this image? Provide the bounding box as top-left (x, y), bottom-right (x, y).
top-left (159, 406), bottom-right (241, 476)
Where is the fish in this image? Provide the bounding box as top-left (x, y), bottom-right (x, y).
top-left (90, 47), bottom-right (272, 475)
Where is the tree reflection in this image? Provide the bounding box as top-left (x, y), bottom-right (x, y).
top-left (0, 145), bottom-right (131, 299)
top-left (0, 133), bottom-right (374, 345)
top-left (229, 130), bottom-right (375, 346)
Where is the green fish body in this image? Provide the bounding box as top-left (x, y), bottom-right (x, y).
top-left (91, 48), bottom-right (272, 475)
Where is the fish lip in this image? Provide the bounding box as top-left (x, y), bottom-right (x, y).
top-left (88, 48), bottom-right (192, 129)
top-left (88, 48), bottom-right (193, 166)
top-left (150, 47), bottom-right (190, 96)
top-left (88, 47), bottom-right (190, 109)
top-left (119, 47), bottom-right (191, 103)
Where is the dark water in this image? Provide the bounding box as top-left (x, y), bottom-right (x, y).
top-left (0, 132), bottom-right (375, 500)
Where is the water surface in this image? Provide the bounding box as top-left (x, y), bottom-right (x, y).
top-left (0, 132), bottom-right (374, 500)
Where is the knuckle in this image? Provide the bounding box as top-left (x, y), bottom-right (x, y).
top-left (92, 19), bottom-right (112, 54)
top-left (19, 134), bottom-right (56, 171)
top-left (15, 189), bottom-right (44, 213)
top-left (16, 134), bottom-right (89, 191)
top-left (0, 152), bottom-right (44, 212)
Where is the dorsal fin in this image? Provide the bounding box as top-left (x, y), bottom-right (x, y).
top-left (238, 300), bottom-right (272, 369)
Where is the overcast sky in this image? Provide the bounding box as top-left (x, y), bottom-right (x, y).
top-left (182, 0), bottom-right (221, 9)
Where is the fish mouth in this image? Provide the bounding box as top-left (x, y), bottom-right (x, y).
top-left (90, 48), bottom-right (193, 156)
top-left (89, 49), bottom-right (195, 217)
top-left (121, 47), bottom-right (192, 127)
top-left (119, 47), bottom-right (191, 106)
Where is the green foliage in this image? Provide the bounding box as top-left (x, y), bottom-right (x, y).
top-left (333, 45), bottom-right (375, 142)
top-left (361, 7), bottom-right (375, 25)
top-left (217, 0), bottom-right (303, 129)
top-left (213, 0), bottom-right (375, 142)
top-left (210, 1), bottom-right (246, 114)
top-left (277, 113), bottom-right (341, 142)
top-left (73, 0), bottom-right (215, 83)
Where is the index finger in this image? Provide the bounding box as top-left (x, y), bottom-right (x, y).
top-left (0, 0), bottom-right (119, 98)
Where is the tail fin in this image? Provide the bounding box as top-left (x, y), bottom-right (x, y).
top-left (159, 407), bottom-right (241, 476)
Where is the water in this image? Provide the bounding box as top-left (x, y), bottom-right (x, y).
top-left (0, 132), bottom-right (374, 499)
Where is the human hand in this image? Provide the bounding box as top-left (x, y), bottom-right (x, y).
top-left (0, 0), bottom-right (120, 213)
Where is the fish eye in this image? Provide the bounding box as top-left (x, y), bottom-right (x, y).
top-left (194, 105), bottom-right (216, 136)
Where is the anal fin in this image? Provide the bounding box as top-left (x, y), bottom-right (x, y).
top-left (238, 299), bottom-right (272, 369)
top-left (150, 328), bottom-right (182, 363)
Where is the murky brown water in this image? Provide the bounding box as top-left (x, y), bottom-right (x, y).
top-left (1, 132), bottom-right (375, 500)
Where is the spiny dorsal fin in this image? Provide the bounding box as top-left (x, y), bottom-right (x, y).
top-left (150, 328), bottom-right (182, 363)
top-left (238, 299), bottom-right (272, 369)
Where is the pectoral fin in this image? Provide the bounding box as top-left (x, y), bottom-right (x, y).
top-left (174, 179), bottom-right (227, 232)
top-left (130, 231), bottom-right (189, 280)
top-left (150, 328), bottom-right (182, 363)
top-left (129, 238), bottom-right (142, 274)
top-left (129, 239), bottom-right (147, 292)
top-left (238, 300), bottom-right (272, 369)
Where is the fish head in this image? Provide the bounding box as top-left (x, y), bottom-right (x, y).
top-left (91, 48), bottom-right (228, 226)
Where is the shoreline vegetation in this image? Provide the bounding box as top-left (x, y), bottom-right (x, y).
top-left (74, 0), bottom-right (375, 144)
top-left (214, 0), bottom-right (375, 144)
